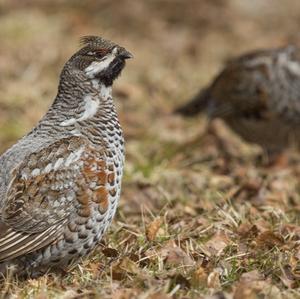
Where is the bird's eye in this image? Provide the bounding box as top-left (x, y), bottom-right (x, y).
top-left (95, 48), bottom-right (109, 58)
top-left (85, 49), bottom-right (109, 59)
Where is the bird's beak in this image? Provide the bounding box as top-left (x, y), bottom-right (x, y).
top-left (118, 49), bottom-right (134, 60)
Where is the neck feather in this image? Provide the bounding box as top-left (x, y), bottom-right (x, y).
top-left (40, 71), bottom-right (114, 129)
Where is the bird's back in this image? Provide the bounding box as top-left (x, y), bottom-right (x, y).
top-left (175, 45), bottom-right (300, 152)
top-left (0, 134), bottom-right (50, 206)
top-left (176, 45), bottom-right (300, 120)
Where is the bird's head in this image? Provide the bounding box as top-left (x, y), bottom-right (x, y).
top-left (65, 36), bottom-right (133, 86)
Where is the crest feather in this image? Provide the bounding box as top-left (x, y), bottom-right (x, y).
top-left (80, 36), bottom-right (100, 46)
top-left (79, 36), bottom-right (117, 49)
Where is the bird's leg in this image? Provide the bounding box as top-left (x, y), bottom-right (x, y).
top-left (207, 119), bottom-right (244, 160)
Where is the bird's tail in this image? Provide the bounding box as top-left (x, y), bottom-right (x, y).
top-left (174, 88), bottom-right (211, 117)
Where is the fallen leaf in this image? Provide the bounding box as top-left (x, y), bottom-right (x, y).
top-left (204, 231), bottom-right (231, 256)
top-left (280, 265), bottom-right (297, 288)
top-left (111, 257), bottom-right (141, 281)
top-left (234, 271), bottom-right (281, 299)
top-left (205, 292), bottom-right (228, 299)
top-left (240, 270), bottom-right (263, 283)
top-left (207, 269), bottom-right (221, 289)
top-left (281, 224), bottom-right (300, 239)
top-left (111, 288), bottom-right (139, 299)
top-left (146, 217), bottom-right (163, 241)
top-left (191, 266), bottom-right (208, 288)
top-left (237, 224), bottom-right (259, 240)
top-left (147, 292), bottom-right (169, 299)
top-left (255, 231), bottom-right (284, 249)
top-left (119, 257), bottom-right (140, 275)
top-left (234, 284), bottom-right (260, 299)
top-left (160, 240), bottom-right (195, 267)
top-left (291, 259), bottom-right (300, 279)
top-left (103, 247), bottom-right (119, 258)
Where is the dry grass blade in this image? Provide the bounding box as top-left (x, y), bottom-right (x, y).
top-left (1, 1), bottom-right (300, 298)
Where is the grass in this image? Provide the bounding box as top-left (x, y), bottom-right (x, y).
top-left (1, 0), bottom-right (300, 298)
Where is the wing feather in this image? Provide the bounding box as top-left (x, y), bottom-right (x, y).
top-left (0, 220), bottom-right (66, 262)
top-left (0, 136), bottom-right (89, 261)
top-left (0, 135), bottom-right (114, 262)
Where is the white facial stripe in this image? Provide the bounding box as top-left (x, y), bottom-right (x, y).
top-left (60, 86), bottom-right (112, 127)
top-left (277, 52), bottom-right (300, 76)
top-left (60, 95), bottom-right (100, 126)
top-left (284, 61), bottom-right (300, 76)
top-left (79, 95), bottom-right (100, 121)
top-left (60, 117), bottom-right (77, 127)
top-left (100, 84), bottom-right (112, 99)
top-left (85, 53), bottom-right (116, 78)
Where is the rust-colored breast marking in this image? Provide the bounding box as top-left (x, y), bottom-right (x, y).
top-left (78, 207), bottom-right (91, 217)
top-left (77, 191), bottom-right (91, 217)
top-left (95, 186), bottom-right (109, 213)
top-left (83, 164), bottom-right (98, 180)
top-left (97, 171), bottom-right (107, 185)
top-left (81, 151), bottom-right (112, 215)
top-left (94, 186), bottom-right (108, 202)
top-left (77, 192), bottom-right (89, 206)
top-left (83, 155), bottom-right (107, 186)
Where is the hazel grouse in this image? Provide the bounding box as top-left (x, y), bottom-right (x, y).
top-left (175, 46), bottom-right (300, 158)
top-left (0, 36), bottom-right (132, 276)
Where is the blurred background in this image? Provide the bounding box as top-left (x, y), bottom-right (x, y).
top-left (1, 1), bottom-right (300, 297)
top-left (1, 0), bottom-right (300, 152)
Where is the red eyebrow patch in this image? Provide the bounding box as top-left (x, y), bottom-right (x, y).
top-left (95, 48), bottom-right (110, 56)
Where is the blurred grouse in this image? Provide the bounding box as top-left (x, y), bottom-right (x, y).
top-left (0, 36), bottom-right (132, 276)
top-left (175, 45), bottom-right (300, 156)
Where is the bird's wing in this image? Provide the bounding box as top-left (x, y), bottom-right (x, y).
top-left (211, 46), bottom-right (300, 119)
top-left (175, 63), bottom-right (270, 119)
top-left (206, 56), bottom-right (272, 119)
top-left (176, 48), bottom-right (284, 119)
top-left (0, 136), bottom-right (115, 262)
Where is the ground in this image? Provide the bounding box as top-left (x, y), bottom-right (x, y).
top-left (0, 1), bottom-right (300, 298)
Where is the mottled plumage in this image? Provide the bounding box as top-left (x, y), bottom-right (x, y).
top-left (175, 45), bottom-right (300, 154)
top-left (0, 36), bottom-right (132, 276)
